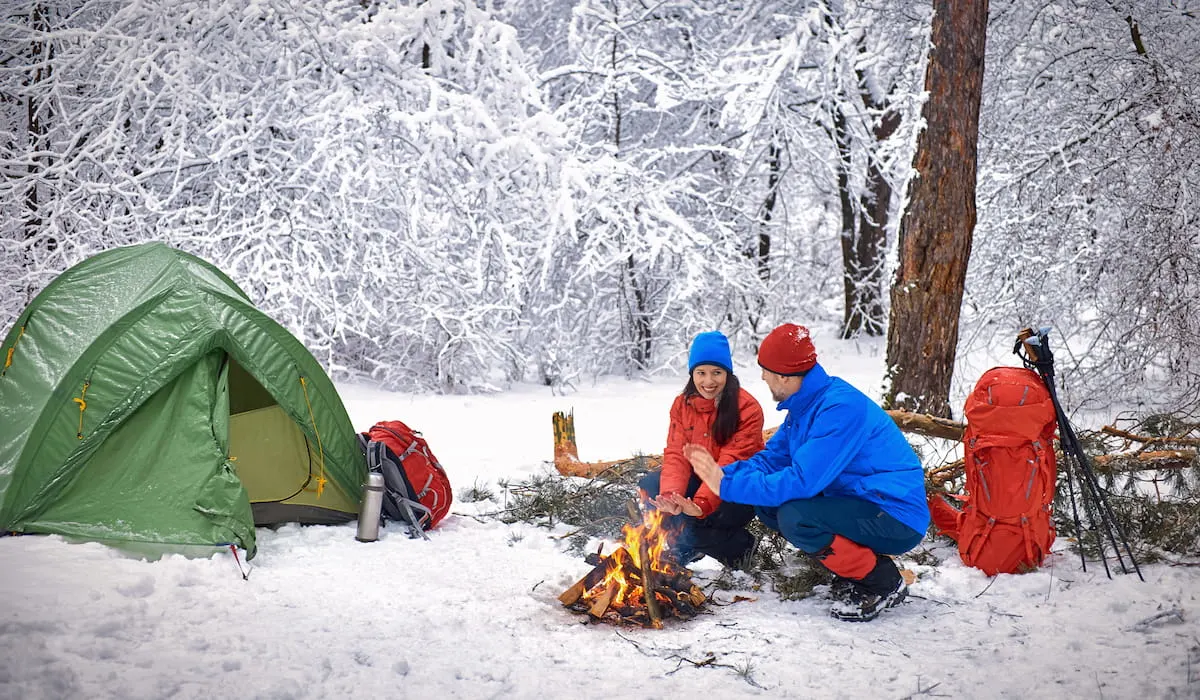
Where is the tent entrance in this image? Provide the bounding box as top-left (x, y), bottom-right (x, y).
top-left (226, 358), bottom-right (355, 525)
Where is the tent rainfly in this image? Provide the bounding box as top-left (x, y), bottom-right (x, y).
top-left (0, 243), bottom-right (366, 558)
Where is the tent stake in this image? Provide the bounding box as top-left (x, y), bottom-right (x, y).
top-left (228, 544), bottom-right (251, 581)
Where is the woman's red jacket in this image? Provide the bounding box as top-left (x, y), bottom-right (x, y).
top-left (660, 387), bottom-right (765, 518)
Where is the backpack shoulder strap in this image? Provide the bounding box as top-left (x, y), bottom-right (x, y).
top-left (369, 439), bottom-right (432, 540)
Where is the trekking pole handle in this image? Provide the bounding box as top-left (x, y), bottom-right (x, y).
top-left (1016, 327), bottom-right (1041, 362)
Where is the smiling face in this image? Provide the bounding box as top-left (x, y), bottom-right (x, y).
top-left (691, 364), bottom-right (728, 401)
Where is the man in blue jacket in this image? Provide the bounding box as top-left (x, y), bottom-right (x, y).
top-left (685, 323), bottom-right (929, 622)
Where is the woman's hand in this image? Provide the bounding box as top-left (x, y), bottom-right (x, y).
top-left (683, 443), bottom-right (723, 497)
top-left (649, 494), bottom-right (683, 515)
top-left (653, 492), bottom-right (702, 517)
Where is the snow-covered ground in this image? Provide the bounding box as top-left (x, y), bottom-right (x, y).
top-left (3, 338), bottom-right (1198, 699)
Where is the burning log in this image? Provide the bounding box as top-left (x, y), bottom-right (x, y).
top-left (588, 581), bottom-right (618, 618)
top-left (559, 545), bottom-right (610, 607)
top-left (560, 509), bottom-right (707, 628)
top-left (638, 537), bottom-right (664, 626)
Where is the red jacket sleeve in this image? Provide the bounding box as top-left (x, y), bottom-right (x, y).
top-left (659, 395), bottom-right (692, 498)
top-left (692, 390), bottom-right (766, 518)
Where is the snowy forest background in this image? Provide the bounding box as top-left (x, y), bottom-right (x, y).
top-left (2, 0), bottom-right (1198, 413)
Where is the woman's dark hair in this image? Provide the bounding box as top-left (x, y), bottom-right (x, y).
top-left (684, 370), bottom-right (742, 445)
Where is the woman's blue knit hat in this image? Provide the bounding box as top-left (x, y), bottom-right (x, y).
top-left (688, 331), bottom-right (733, 373)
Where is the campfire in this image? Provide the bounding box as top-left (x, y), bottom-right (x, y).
top-left (559, 508), bottom-right (707, 628)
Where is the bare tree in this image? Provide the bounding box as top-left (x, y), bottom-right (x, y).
top-left (809, 1), bottom-right (927, 340)
top-left (964, 0), bottom-right (1200, 411)
top-left (883, 0), bottom-right (988, 418)
top-left (835, 76), bottom-right (900, 339)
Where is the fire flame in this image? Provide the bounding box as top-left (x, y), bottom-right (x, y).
top-left (595, 508), bottom-right (672, 607)
top-left (562, 505), bottom-right (707, 628)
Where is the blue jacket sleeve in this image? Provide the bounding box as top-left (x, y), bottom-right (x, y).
top-left (721, 400), bottom-right (871, 507)
top-left (722, 424), bottom-right (790, 480)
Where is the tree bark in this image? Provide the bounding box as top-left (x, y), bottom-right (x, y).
top-left (883, 0), bottom-right (988, 418)
top-left (839, 96), bottom-right (898, 339)
top-left (23, 3), bottom-right (55, 252)
top-left (758, 138), bottom-right (779, 285)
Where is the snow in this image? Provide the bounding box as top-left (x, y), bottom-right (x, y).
top-left (3, 340), bottom-right (1199, 700)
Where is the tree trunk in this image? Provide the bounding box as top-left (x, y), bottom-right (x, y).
top-left (853, 103), bottom-right (900, 337)
top-left (626, 251), bottom-right (652, 368)
top-left (758, 139), bottom-right (779, 286)
top-left (24, 3), bottom-right (55, 252)
top-left (607, 15), bottom-right (651, 370)
top-left (743, 136), bottom-right (779, 337)
top-left (883, 0), bottom-right (988, 418)
top-left (835, 107), bottom-right (858, 335)
top-left (837, 95), bottom-right (897, 339)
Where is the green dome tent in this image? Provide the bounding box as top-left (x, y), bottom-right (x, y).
top-left (0, 243), bottom-right (366, 558)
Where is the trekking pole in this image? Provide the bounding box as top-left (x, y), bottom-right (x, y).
top-left (1014, 328), bottom-right (1144, 581)
top-left (1017, 328), bottom-right (1143, 580)
top-left (1014, 330), bottom-right (1091, 574)
top-left (1018, 332), bottom-right (1134, 579)
top-left (1060, 415), bottom-right (1140, 578)
top-left (1017, 329), bottom-right (1129, 579)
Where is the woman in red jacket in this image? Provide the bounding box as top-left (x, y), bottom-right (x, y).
top-left (639, 331), bottom-right (766, 569)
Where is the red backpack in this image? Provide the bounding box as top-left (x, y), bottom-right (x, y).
top-left (359, 421), bottom-right (453, 538)
top-left (929, 367), bottom-right (1058, 575)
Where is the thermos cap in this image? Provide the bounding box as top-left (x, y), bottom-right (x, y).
top-left (365, 472), bottom-right (385, 490)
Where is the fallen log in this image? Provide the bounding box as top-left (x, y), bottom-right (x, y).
top-left (927, 458), bottom-right (965, 488)
top-left (1100, 426), bottom-right (1200, 448)
top-left (1092, 450), bottom-right (1198, 473)
top-left (552, 408), bottom-right (964, 478)
top-left (885, 410), bottom-right (965, 441)
top-left (927, 450), bottom-right (1198, 490)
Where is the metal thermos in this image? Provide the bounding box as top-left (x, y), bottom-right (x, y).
top-left (356, 472), bottom-right (385, 542)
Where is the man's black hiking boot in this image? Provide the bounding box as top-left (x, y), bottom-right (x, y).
top-left (827, 575), bottom-right (855, 602)
top-left (828, 555), bottom-right (907, 622)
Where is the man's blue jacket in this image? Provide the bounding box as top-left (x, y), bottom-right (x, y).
top-left (720, 363), bottom-right (930, 534)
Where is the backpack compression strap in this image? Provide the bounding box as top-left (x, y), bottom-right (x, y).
top-left (368, 440), bottom-right (434, 541)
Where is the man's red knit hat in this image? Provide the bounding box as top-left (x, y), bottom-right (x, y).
top-left (758, 323), bottom-right (818, 376)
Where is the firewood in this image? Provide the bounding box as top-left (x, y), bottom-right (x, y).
top-left (560, 551), bottom-right (619, 606)
top-left (558, 580), bottom-right (586, 606)
top-left (655, 586), bottom-right (700, 617)
top-left (610, 546), bottom-right (636, 570)
top-left (560, 491), bottom-right (709, 627)
top-left (625, 499), bottom-right (640, 524)
top-left (660, 570), bottom-right (692, 592)
top-left (638, 540), bottom-right (663, 628)
top-left (589, 580), bottom-right (618, 618)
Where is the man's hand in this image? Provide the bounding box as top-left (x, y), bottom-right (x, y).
top-left (683, 443), bottom-right (722, 497)
top-left (651, 492), bottom-right (702, 517)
